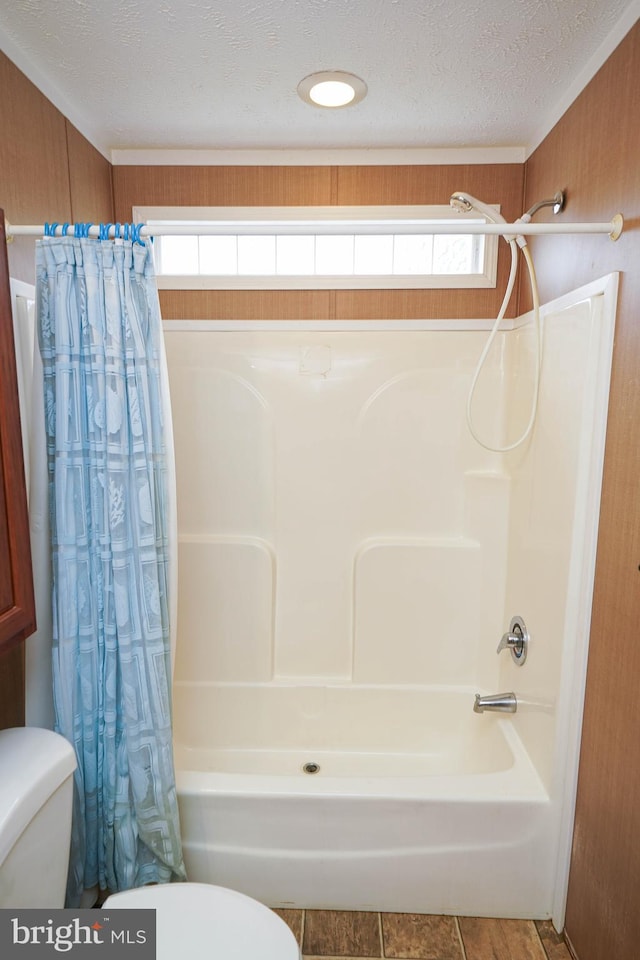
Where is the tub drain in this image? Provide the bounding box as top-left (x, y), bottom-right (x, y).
top-left (302, 761), bottom-right (320, 775)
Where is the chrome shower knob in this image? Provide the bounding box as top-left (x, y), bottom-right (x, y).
top-left (497, 615), bottom-right (529, 665)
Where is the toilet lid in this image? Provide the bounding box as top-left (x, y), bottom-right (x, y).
top-left (103, 883), bottom-right (300, 959)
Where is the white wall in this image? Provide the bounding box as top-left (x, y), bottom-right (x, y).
top-left (500, 281), bottom-right (616, 794)
top-left (166, 329), bottom-right (509, 689)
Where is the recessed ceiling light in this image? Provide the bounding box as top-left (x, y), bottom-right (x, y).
top-left (297, 71), bottom-right (367, 108)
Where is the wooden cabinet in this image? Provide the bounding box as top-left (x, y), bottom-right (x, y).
top-left (0, 212), bottom-right (35, 656)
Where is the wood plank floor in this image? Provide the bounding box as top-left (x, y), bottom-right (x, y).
top-left (273, 910), bottom-right (573, 960)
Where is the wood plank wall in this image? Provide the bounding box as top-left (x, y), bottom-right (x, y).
top-left (0, 51), bottom-right (114, 285)
top-left (0, 51), bottom-right (114, 728)
top-left (522, 22), bottom-right (640, 960)
top-left (113, 163), bottom-right (524, 320)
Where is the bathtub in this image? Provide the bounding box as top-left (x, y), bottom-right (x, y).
top-left (173, 683), bottom-right (554, 918)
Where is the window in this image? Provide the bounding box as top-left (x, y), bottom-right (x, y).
top-left (134, 206), bottom-right (499, 290)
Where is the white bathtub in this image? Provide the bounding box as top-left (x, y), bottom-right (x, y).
top-left (174, 683), bottom-right (554, 918)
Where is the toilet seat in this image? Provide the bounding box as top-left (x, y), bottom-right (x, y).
top-left (103, 882), bottom-right (300, 959)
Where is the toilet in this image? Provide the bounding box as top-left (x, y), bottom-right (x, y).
top-left (0, 727), bottom-right (300, 959)
top-left (103, 882), bottom-right (300, 959)
top-left (0, 726), bottom-right (76, 908)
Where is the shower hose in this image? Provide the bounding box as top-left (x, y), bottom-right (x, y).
top-left (466, 235), bottom-right (541, 452)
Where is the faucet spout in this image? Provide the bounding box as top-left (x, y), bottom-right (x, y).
top-left (473, 692), bottom-right (518, 714)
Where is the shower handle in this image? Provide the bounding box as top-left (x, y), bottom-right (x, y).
top-left (497, 616), bottom-right (529, 665)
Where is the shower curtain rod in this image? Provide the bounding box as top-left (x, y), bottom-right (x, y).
top-left (4, 215), bottom-right (624, 241)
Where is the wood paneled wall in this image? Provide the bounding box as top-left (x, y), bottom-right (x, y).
top-left (523, 22), bottom-right (640, 960)
top-left (114, 162), bottom-right (524, 320)
top-left (0, 51), bottom-right (114, 285)
top-left (0, 51), bottom-right (114, 728)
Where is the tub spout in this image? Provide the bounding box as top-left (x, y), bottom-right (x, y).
top-left (473, 692), bottom-right (518, 714)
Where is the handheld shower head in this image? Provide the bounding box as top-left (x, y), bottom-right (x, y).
top-left (449, 193), bottom-right (474, 214)
top-left (449, 192), bottom-right (506, 224)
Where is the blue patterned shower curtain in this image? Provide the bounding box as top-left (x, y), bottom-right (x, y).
top-left (35, 236), bottom-right (186, 906)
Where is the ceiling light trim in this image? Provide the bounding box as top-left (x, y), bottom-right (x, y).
top-left (297, 71), bottom-right (367, 108)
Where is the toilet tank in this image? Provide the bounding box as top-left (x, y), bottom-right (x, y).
top-left (0, 727), bottom-right (76, 907)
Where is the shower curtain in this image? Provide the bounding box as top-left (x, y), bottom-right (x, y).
top-left (35, 235), bottom-right (186, 906)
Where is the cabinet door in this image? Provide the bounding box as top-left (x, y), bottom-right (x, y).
top-left (0, 211), bottom-right (35, 651)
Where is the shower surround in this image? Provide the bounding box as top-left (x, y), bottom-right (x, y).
top-left (165, 275), bottom-right (617, 927)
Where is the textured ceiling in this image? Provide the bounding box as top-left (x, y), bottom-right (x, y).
top-left (0, 0), bottom-right (637, 158)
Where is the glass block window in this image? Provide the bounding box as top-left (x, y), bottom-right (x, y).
top-left (135, 206), bottom-right (499, 290)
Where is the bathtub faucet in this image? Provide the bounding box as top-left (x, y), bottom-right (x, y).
top-left (473, 692), bottom-right (518, 714)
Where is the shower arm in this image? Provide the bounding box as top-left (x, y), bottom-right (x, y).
top-left (521, 191), bottom-right (565, 220)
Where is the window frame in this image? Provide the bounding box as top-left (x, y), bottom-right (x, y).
top-left (134, 205), bottom-right (499, 291)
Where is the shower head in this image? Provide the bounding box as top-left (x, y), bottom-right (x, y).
top-left (449, 193), bottom-right (474, 214)
top-left (449, 192), bottom-right (506, 224)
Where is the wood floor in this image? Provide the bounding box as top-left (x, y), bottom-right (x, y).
top-left (272, 910), bottom-right (573, 960)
